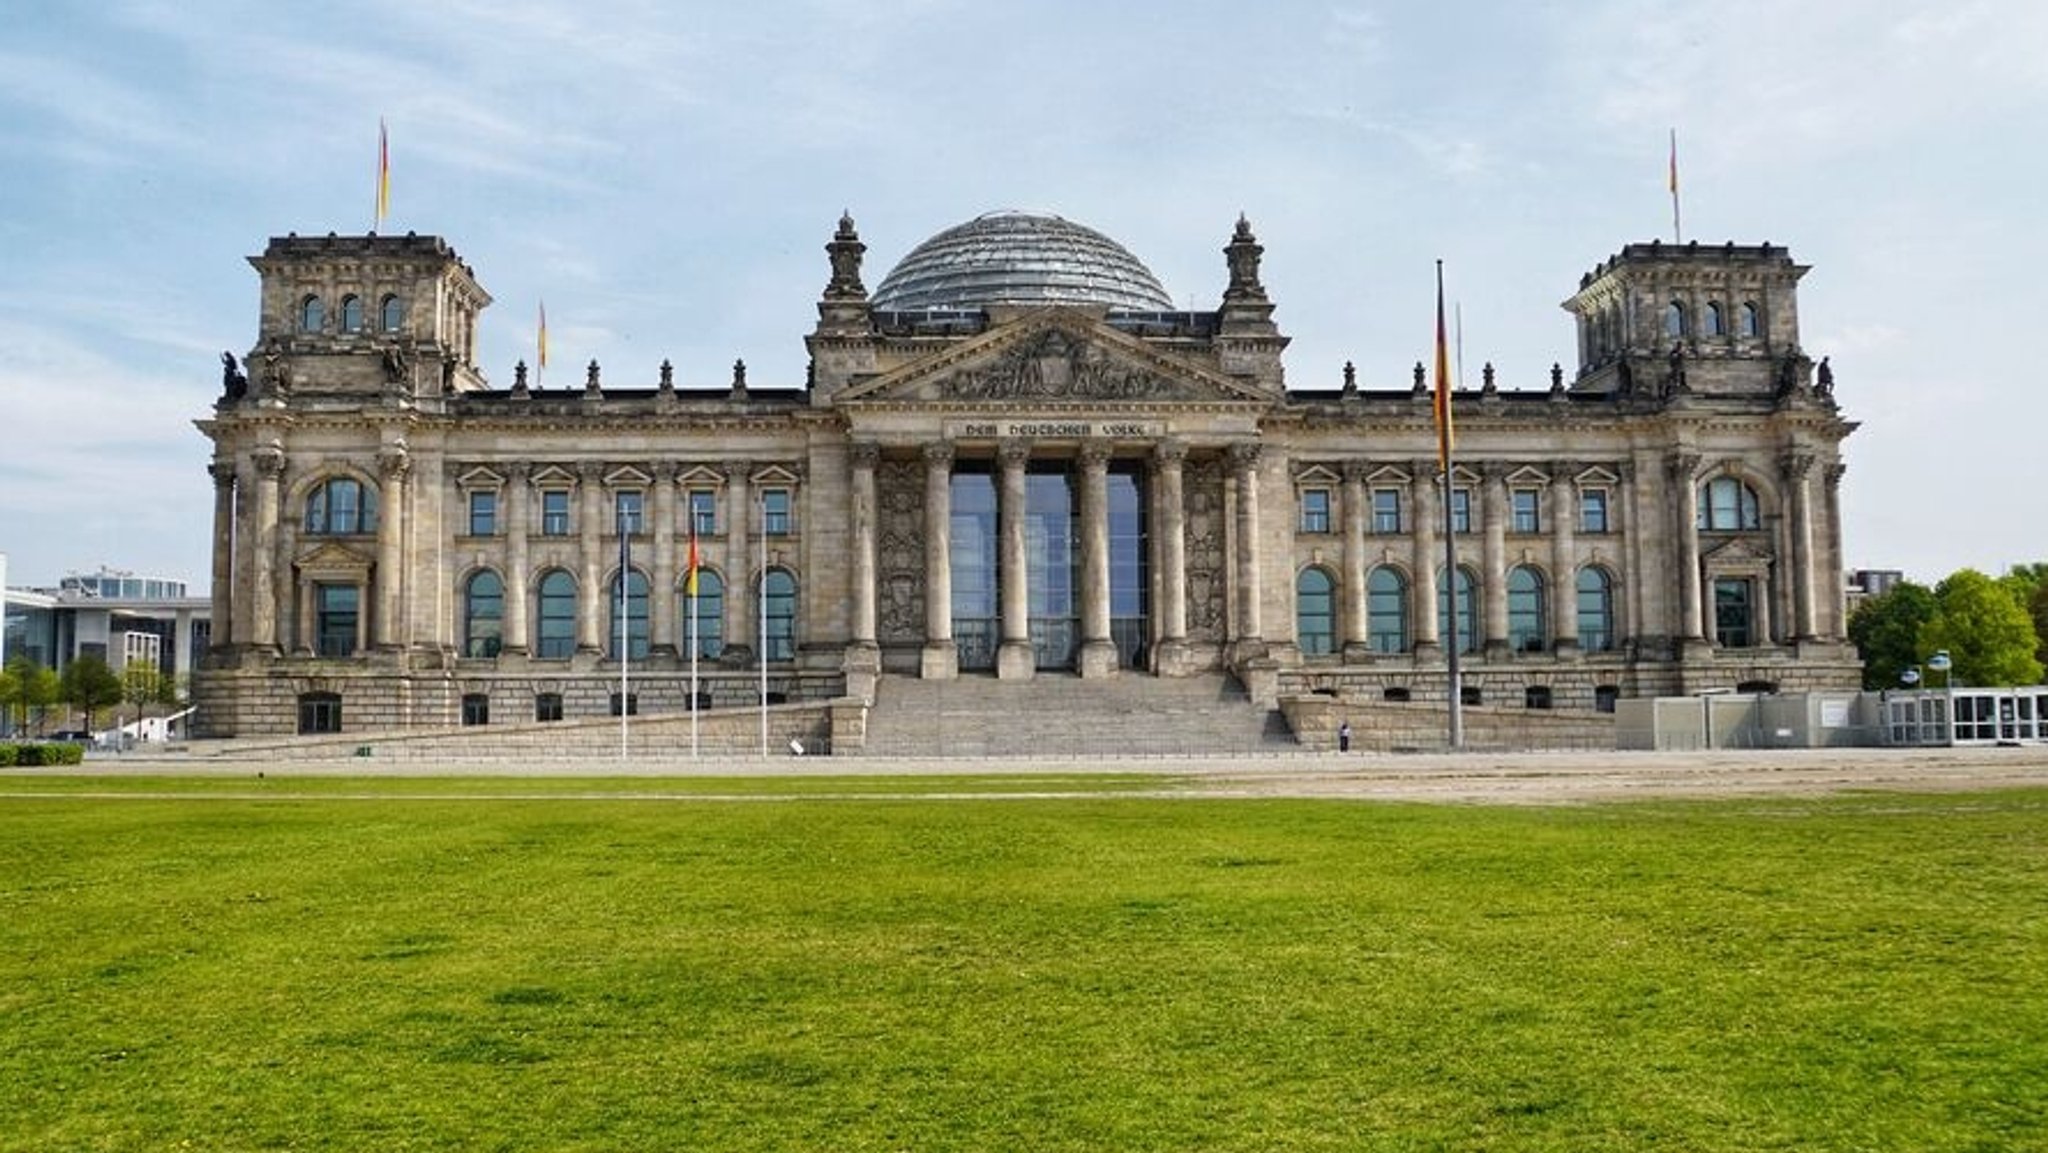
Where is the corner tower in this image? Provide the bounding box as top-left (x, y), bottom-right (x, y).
top-left (1562, 241), bottom-right (1817, 401)
top-left (241, 232), bottom-right (492, 405)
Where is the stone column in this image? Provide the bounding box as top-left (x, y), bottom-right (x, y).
top-left (997, 440), bottom-right (1034, 679)
top-left (1340, 460), bottom-right (1369, 659)
top-left (920, 442), bottom-right (956, 679)
top-left (1410, 465), bottom-right (1441, 654)
top-left (503, 463), bottom-right (531, 656)
top-left (1078, 441), bottom-right (1117, 677)
top-left (250, 445), bottom-right (284, 652)
top-left (1548, 462), bottom-right (1579, 655)
top-left (1620, 459), bottom-right (1643, 654)
top-left (1823, 463), bottom-right (1847, 639)
top-left (1480, 462), bottom-right (1509, 658)
top-left (576, 462), bottom-right (604, 654)
top-left (374, 444), bottom-right (409, 650)
top-left (1670, 453), bottom-right (1704, 643)
top-left (723, 460), bottom-right (753, 660)
top-left (1784, 451), bottom-right (1817, 642)
top-left (849, 444), bottom-right (881, 649)
top-left (1228, 442), bottom-right (1264, 658)
top-left (1151, 440), bottom-right (1191, 674)
top-left (651, 462), bottom-right (678, 660)
top-left (207, 460), bottom-right (236, 651)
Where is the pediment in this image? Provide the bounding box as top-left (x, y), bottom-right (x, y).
top-left (457, 466), bottom-right (504, 491)
top-left (294, 539), bottom-right (374, 577)
top-left (837, 310), bottom-right (1270, 406)
top-left (1701, 536), bottom-right (1775, 565)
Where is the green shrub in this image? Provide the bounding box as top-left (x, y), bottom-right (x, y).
top-left (0, 744), bottom-right (16, 766)
top-left (5, 742), bottom-right (84, 766)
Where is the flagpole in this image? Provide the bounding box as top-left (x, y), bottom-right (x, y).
top-left (759, 491), bottom-right (769, 758)
top-left (1669, 128), bottom-right (1682, 244)
top-left (374, 117), bottom-right (389, 233)
top-left (1436, 260), bottom-right (1464, 751)
top-left (688, 525), bottom-right (700, 759)
top-left (619, 510), bottom-right (630, 761)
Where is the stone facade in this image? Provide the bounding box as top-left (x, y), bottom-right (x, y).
top-left (192, 218), bottom-right (1858, 741)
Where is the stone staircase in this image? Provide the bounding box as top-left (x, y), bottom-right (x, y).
top-left (856, 671), bottom-right (1295, 758)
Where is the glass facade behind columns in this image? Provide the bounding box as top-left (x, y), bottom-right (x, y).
top-left (1026, 470), bottom-right (1077, 669)
top-left (951, 470), bottom-right (998, 670)
top-left (1108, 467), bottom-right (1148, 670)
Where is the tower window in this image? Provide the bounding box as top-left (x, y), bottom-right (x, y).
top-left (1698, 477), bottom-right (1761, 531)
top-left (305, 477), bottom-right (377, 535)
top-left (1665, 300), bottom-right (1686, 339)
top-left (380, 294), bottom-right (404, 332)
top-left (1740, 302), bottom-right (1762, 338)
top-left (340, 295), bottom-right (365, 333)
top-left (299, 295), bottom-right (324, 333)
top-left (1704, 301), bottom-right (1724, 337)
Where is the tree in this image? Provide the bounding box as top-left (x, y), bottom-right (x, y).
top-left (59, 655), bottom-right (124, 732)
top-left (1848, 581), bottom-right (1936, 690)
top-left (3, 656), bottom-right (61, 734)
top-left (1999, 563), bottom-right (2048, 669)
top-left (1917, 569), bottom-right (2045, 688)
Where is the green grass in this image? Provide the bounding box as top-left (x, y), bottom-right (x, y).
top-left (2, 784), bottom-right (2044, 1151)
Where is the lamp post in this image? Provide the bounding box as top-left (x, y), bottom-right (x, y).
top-left (1927, 649), bottom-right (1952, 692)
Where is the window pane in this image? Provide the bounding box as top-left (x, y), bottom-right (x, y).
top-left (1579, 490), bottom-right (1608, 534)
top-left (686, 571), bottom-right (725, 659)
top-left (542, 491), bottom-right (570, 536)
top-left (1576, 568), bottom-right (1613, 652)
top-left (1300, 489), bottom-right (1330, 533)
top-left (465, 571), bottom-right (503, 657)
top-left (1512, 490), bottom-right (1540, 534)
top-left (468, 491), bottom-right (497, 536)
top-left (764, 490), bottom-right (791, 535)
top-left (537, 571), bottom-right (576, 658)
top-left (1296, 569), bottom-right (1335, 655)
top-left (1367, 567), bottom-right (1407, 653)
top-left (1508, 567), bottom-right (1545, 652)
top-left (1372, 490), bottom-right (1401, 534)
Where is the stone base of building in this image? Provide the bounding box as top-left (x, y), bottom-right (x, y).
top-left (1078, 639), bottom-right (1120, 678)
top-left (998, 641), bottom-right (1036, 680)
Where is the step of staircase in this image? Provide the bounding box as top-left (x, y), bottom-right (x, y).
top-left (858, 671), bottom-right (1294, 758)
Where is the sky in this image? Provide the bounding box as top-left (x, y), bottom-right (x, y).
top-left (2, 0), bottom-right (2042, 590)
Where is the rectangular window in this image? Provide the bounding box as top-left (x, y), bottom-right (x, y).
top-left (1511, 489), bottom-right (1541, 534)
top-left (614, 490), bottom-right (644, 535)
top-left (1299, 489), bottom-right (1332, 534)
top-left (467, 490), bottom-right (497, 537)
top-left (534, 693), bottom-right (563, 723)
top-left (1580, 489), bottom-right (1609, 534)
top-left (461, 693), bottom-right (489, 726)
top-left (1450, 489), bottom-right (1472, 534)
top-left (315, 584), bottom-right (358, 658)
top-left (688, 490), bottom-right (718, 536)
top-left (609, 692), bottom-right (639, 717)
top-left (541, 490), bottom-right (570, 536)
top-left (1371, 489), bottom-right (1402, 534)
top-left (763, 489), bottom-right (792, 536)
top-left (1714, 577), bottom-right (1754, 648)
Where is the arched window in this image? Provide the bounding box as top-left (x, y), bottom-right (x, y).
top-left (1704, 301), bottom-right (1724, 336)
top-left (685, 570), bottom-right (725, 660)
top-left (1576, 567), bottom-right (1615, 653)
top-left (299, 295), bottom-right (324, 333)
top-left (1665, 300), bottom-right (1687, 339)
top-left (763, 568), bottom-right (797, 660)
top-left (464, 570), bottom-right (503, 658)
top-left (380, 294), bottom-right (404, 332)
top-left (1438, 566), bottom-right (1479, 654)
top-left (339, 294), bottom-right (365, 333)
top-left (1296, 568), bottom-right (1336, 655)
top-left (1367, 566), bottom-right (1408, 653)
top-left (1698, 476), bottom-right (1762, 530)
top-left (1507, 566), bottom-right (1547, 652)
top-left (536, 570), bottom-right (577, 659)
top-left (1740, 302), bottom-right (1761, 338)
top-left (609, 568), bottom-right (649, 660)
top-left (304, 477), bottom-right (377, 535)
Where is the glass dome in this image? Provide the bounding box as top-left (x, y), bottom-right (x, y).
top-left (870, 211), bottom-right (1175, 313)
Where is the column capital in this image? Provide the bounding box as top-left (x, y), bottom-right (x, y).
top-left (922, 441), bottom-right (955, 468)
top-left (1667, 451), bottom-right (1701, 482)
top-left (1340, 458), bottom-right (1370, 484)
top-left (1824, 462), bottom-right (1847, 489)
top-left (998, 439), bottom-right (1032, 469)
top-left (1409, 458), bottom-right (1438, 481)
top-left (576, 460), bottom-right (605, 484)
top-left (653, 459), bottom-right (683, 482)
top-left (722, 458), bottom-right (753, 482)
top-left (252, 445), bottom-right (286, 478)
top-left (506, 461), bottom-right (532, 484)
top-left (849, 441), bottom-right (881, 468)
top-left (1226, 441), bottom-right (1262, 471)
top-left (1780, 450), bottom-right (1816, 479)
top-left (209, 459), bottom-right (237, 486)
top-left (1152, 438), bottom-right (1188, 467)
top-left (1078, 440), bottom-right (1112, 470)
top-left (1479, 460), bottom-right (1509, 484)
top-left (377, 444), bottom-right (411, 480)
top-left (1547, 459), bottom-right (1580, 483)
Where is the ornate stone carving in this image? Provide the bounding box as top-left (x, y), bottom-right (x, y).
top-left (1183, 456), bottom-right (1227, 642)
top-left (997, 440), bottom-right (1031, 469)
top-left (875, 457), bottom-right (926, 644)
top-left (1078, 440), bottom-right (1112, 470)
top-left (949, 329), bottom-right (1183, 401)
top-left (1226, 442), bottom-right (1261, 473)
top-left (1153, 439), bottom-right (1188, 467)
top-left (1780, 451), bottom-right (1816, 479)
top-left (922, 441), bottom-right (954, 469)
top-left (252, 445), bottom-right (286, 478)
top-left (849, 441), bottom-right (881, 469)
top-left (1667, 452), bottom-right (1701, 483)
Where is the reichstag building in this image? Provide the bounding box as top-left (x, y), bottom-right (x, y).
top-left (191, 210), bottom-right (1858, 739)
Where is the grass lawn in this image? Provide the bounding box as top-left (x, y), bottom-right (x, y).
top-left (2, 777), bottom-right (2044, 1151)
